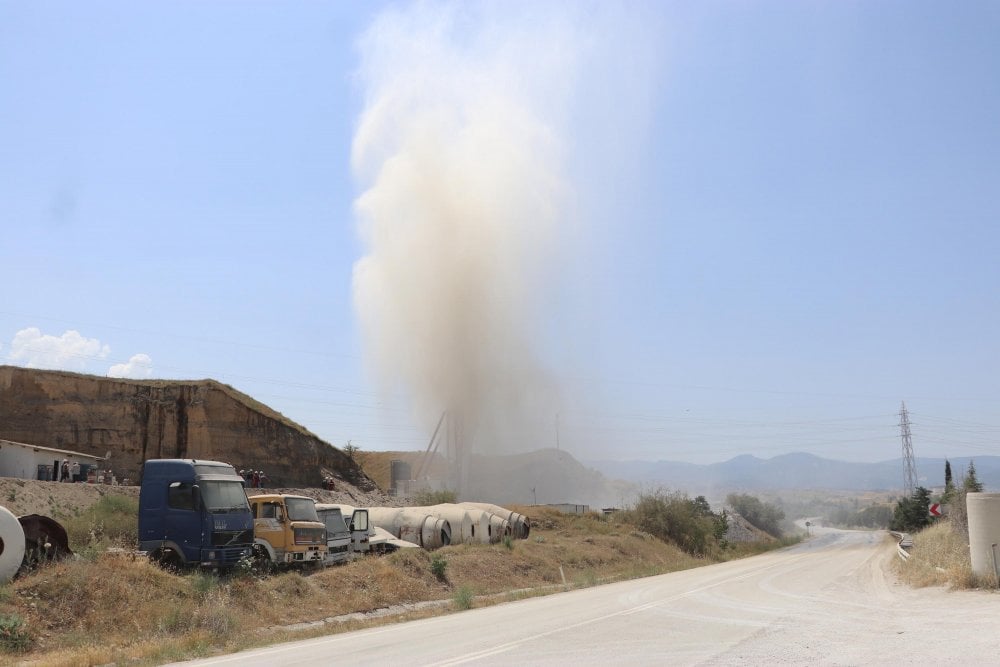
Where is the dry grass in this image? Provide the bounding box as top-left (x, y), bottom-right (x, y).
top-left (4, 506), bottom-right (784, 665)
top-left (894, 520), bottom-right (997, 590)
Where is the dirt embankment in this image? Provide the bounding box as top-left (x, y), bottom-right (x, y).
top-left (0, 478), bottom-right (140, 519)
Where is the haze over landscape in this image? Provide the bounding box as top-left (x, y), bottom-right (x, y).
top-left (2, 2), bottom-right (998, 468)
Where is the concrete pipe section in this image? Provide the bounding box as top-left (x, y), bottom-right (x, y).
top-left (0, 506), bottom-right (26, 582)
top-left (367, 508), bottom-right (452, 549)
top-left (415, 504), bottom-right (497, 544)
top-left (967, 493), bottom-right (1000, 579)
top-left (463, 502), bottom-right (531, 539)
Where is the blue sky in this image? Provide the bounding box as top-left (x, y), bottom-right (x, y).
top-left (1, 1), bottom-right (998, 465)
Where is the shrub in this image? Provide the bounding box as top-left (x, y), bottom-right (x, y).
top-left (430, 554), bottom-right (447, 580)
top-left (625, 491), bottom-right (723, 556)
top-left (412, 489), bottom-right (458, 505)
top-left (453, 586), bottom-right (474, 610)
top-left (190, 571), bottom-right (218, 598)
top-left (0, 613), bottom-right (31, 653)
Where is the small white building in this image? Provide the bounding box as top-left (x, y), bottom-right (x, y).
top-left (0, 439), bottom-right (107, 482)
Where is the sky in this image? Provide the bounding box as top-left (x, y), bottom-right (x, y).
top-left (1, 1), bottom-right (998, 466)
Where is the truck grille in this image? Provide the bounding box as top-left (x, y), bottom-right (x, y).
top-left (294, 527), bottom-right (326, 545)
top-left (211, 529), bottom-right (254, 547)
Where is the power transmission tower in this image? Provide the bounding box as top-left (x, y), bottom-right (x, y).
top-left (899, 401), bottom-right (917, 496)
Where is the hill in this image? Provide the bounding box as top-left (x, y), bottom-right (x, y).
top-left (0, 365), bottom-right (376, 491)
top-left (587, 453), bottom-right (1000, 494)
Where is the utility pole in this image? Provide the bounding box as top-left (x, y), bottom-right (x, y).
top-left (899, 401), bottom-right (917, 497)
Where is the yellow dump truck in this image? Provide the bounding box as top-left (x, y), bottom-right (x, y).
top-left (248, 494), bottom-right (326, 567)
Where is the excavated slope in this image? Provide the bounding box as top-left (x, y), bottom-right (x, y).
top-left (0, 365), bottom-right (376, 491)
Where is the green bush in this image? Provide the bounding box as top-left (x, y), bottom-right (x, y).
top-left (453, 586), bottom-right (474, 610)
top-left (190, 571), bottom-right (218, 598)
top-left (625, 491), bottom-right (723, 556)
top-left (430, 554), bottom-right (447, 580)
top-left (502, 535), bottom-right (514, 550)
top-left (0, 613), bottom-right (30, 653)
top-left (412, 488), bottom-right (458, 505)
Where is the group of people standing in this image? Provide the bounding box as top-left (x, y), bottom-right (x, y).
top-left (239, 469), bottom-right (268, 488)
top-left (59, 459), bottom-right (80, 482)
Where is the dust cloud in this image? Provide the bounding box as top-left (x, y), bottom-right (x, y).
top-left (351, 3), bottom-right (658, 469)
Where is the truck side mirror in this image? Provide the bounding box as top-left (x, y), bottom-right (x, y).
top-left (276, 506), bottom-right (284, 522)
top-left (192, 484), bottom-right (202, 511)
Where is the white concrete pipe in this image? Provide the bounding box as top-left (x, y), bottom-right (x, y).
top-left (0, 505), bottom-right (26, 582)
top-left (966, 493), bottom-right (1000, 579)
top-left (463, 502), bottom-right (531, 539)
top-left (420, 504), bottom-right (495, 544)
top-left (367, 508), bottom-right (452, 549)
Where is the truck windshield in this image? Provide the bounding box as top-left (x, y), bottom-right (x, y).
top-left (318, 510), bottom-right (348, 533)
top-left (200, 481), bottom-right (249, 512)
top-left (285, 498), bottom-right (319, 522)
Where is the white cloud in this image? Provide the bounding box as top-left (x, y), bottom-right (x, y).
top-left (8, 328), bottom-right (110, 371)
top-left (107, 353), bottom-right (154, 379)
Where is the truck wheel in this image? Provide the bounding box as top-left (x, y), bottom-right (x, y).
top-left (152, 548), bottom-right (183, 573)
top-left (251, 545), bottom-right (274, 575)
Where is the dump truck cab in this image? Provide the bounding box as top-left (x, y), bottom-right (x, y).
top-left (138, 459), bottom-right (253, 570)
top-left (248, 494), bottom-right (326, 566)
top-left (315, 504), bottom-right (353, 565)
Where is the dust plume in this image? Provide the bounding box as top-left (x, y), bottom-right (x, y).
top-left (351, 3), bottom-right (658, 466)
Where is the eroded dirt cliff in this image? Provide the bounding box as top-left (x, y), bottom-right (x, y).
top-left (0, 365), bottom-right (376, 491)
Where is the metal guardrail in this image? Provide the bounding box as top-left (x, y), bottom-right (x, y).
top-left (889, 531), bottom-right (912, 561)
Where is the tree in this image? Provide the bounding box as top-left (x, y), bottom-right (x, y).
top-left (890, 486), bottom-right (932, 532)
top-left (963, 460), bottom-right (984, 493)
top-left (941, 459), bottom-right (957, 505)
top-left (342, 440), bottom-right (368, 471)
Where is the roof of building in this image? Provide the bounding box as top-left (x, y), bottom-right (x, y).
top-left (0, 439), bottom-right (108, 462)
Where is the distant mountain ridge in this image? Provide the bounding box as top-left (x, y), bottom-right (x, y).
top-left (587, 452), bottom-right (1000, 495)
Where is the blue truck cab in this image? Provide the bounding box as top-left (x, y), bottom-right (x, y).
top-left (139, 459), bottom-right (253, 569)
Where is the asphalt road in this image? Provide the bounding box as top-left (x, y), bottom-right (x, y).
top-left (177, 526), bottom-right (1000, 666)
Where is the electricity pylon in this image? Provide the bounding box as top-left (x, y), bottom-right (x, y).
top-left (899, 401), bottom-right (917, 496)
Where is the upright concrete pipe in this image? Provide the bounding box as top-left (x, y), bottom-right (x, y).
top-left (0, 506), bottom-right (26, 582)
top-left (367, 508), bottom-right (452, 549)
top-left (966, 493), bottom-right (1000, 579)
top-left (463, 502), bottom-right (531, 539)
